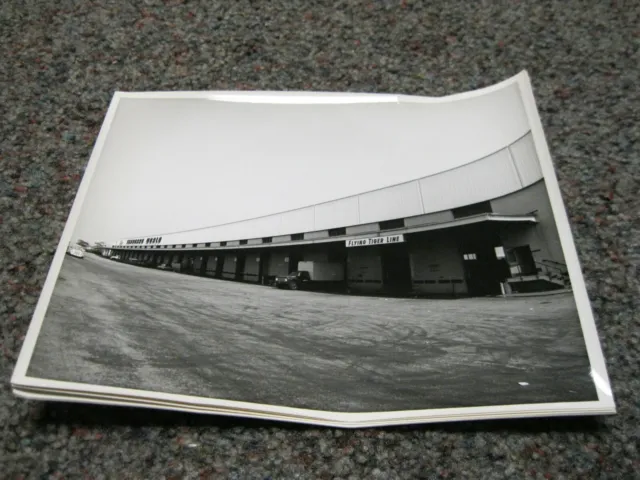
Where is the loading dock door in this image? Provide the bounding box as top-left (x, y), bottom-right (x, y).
top-left (288, 251), bottom-right (302, 274)
top-left (235, 254), bottom-right (246, 281)
top-left (215, 255), bottom-right (224, 278)
top-left (199, 256), bottom-right (208, 276)
top-left (381, 243), bottom-right (412, 292)
top-left (258, 252), bottom-right (270, 284)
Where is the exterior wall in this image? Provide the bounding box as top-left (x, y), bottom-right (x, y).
top-left (409, 232), bottom-right (468, 295)
top-left (301, 251), bottom-right (330, 263)
top-left (243, 252), bottom-right (261, 282)
top-left (205, 255), bottom-right (218, 276)
top-left (405, 210), bottom-right (455, 227)
top-left (491, 179), bottom-right (565, 266)
top-left (508, 133), bottom-right (543, 187)
top-left (346, 223), bottom-right (379, 236)
top-left (359, 180), bottom-right (424, 224)
top-left (305, 230), bottom-right (329, 240)
top-left (315, 197), bottom-right (359, 230)
top-left (193, 255), bottom-right (204, 272)
top-left (118, 131), bottom-right (543, 248)
top-left (221, 255), bottom-right (236, 279)
top-left (267, 251), bottom-right (290, 277)
top-left (347, 247), bottom-right (383, 292)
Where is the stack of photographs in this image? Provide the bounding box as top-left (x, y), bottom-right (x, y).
top-left (11, 71), bottom-right (615, 428)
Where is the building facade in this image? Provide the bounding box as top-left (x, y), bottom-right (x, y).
top-left (103, 130), bottom-right (570, 297)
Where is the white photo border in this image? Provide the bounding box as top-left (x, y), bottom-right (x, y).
top-left (11, 71), bottom-right (616, 428)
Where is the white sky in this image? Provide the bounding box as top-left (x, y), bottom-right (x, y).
top-left (72, 82), bottom-right (529, 245)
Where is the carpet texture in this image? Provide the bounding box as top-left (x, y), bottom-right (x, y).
top-left (1, 1), bottom-right (639, 478)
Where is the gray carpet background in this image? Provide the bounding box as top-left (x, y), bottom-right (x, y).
top-left (1, 1), bottom-right (639, 478)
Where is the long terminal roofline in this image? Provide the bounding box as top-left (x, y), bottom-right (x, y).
top-left (117, 129), bottom-right (533, 243)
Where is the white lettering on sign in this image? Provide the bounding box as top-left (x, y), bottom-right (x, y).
top-left (346, 234), bottom-right (405, 248)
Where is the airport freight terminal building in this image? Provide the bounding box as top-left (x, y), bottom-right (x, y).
top-left (103, 130), bottom-right (571, 298)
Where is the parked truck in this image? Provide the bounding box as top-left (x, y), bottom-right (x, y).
top-left (273, 261), bottom-right (345, 291)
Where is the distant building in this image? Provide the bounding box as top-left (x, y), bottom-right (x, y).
top-left (105, 131), bottom-right (570, 297)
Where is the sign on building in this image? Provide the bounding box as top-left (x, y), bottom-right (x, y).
top-left (346, 234), bottom-right (405, 248)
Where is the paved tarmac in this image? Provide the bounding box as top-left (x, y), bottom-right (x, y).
top-left (27, 254), bottom-right (598, 412)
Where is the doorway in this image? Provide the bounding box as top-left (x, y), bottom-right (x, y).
top-left (381, 243), bottom-right (412, 292)
top-left (235, 254), bottom-right (246, 281)
top-left (258, 251), bottom-right (271, 284)
top-left (199, 255), bottom-right (208, 276)
top-left (215, 255), bottom-right (224, 278)
top-left (506, 245), bottom-right (536, 276)
top-left (460, 227), bottom-right (509, 296)
top-left (288, 250), bottom-right (303, 274)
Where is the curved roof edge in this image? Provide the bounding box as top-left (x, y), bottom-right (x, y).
top-left (119, 130), bottom-right (535, 245)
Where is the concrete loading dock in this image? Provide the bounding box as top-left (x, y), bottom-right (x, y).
top-left (104, 132), bottom-right (572, 298)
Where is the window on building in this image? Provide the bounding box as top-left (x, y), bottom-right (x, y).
top-left (205, 242), bottom-right (211, 247)
top-left (379, 218), bottom-right (405, 231)
top-left (239, 239), bottom-right (248, 245)
top-left (463, 253), bottom-right (477, 261)
top-left (262, 237), bottom-right (273, 243)
top-left (452, 201), bottom-right (493, 219)
top-left (220, 241), bottom-right (227, 247)
top-left (328, 227), bottom-right (346, 237)
top-left (291, 233), bottom-right (304, 241)
top-left (192, 243), bottom-right (197, 248)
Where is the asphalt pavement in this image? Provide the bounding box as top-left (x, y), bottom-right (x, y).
top-left (27, 254), bottom-right (598, 412)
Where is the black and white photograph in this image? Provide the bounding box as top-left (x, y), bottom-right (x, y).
top-left (11, 72), bottom-right (615, 427)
